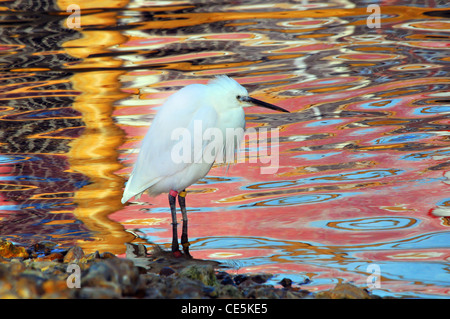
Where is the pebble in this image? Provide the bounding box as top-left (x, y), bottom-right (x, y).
top-left (63, 246), bottom-right (84, 263)
top-left (233, 274), bottom-right (248, 285)
top-left (0, 240), bottom-right (28, 259)
top-left (251, 273), bottom-right (272, 284)
top-left (316, 282), bottom-right (378, 299)
top-left (0, 239), bottom-right (384, 299)
top-left (279, 278), bottom-right (292, 288)
top-left (179, 264), bottom-right (219, 287)
top-left (159, 266), bottom-right (175, 277)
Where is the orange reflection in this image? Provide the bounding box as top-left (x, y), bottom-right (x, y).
top-left (58, 0), bottom-right (133, 254)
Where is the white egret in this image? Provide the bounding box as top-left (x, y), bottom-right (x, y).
top-left (121, 75), bottom-right (289, 257)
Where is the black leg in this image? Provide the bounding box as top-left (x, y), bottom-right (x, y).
top-left (178, 190), bottom-right (192, 258)
top-left (169, 191), bottom-right (181, 256)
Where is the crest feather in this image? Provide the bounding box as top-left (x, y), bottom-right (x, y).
top-left (207, 75), bottom-right (248, 96)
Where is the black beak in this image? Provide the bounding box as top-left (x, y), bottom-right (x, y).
top-left (241, 96), bottom-right (290, 113)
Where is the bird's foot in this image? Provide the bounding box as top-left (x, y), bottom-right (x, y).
top-left (172, 250), bottom-right (183, 258)
top-left (182, 242), bottom-right (192, 259)
top-left (172, 240), bottom-right (182, 258)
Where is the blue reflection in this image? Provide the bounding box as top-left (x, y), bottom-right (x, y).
top-left (371, 133), bottom-right (433, 145)
top-left (26, 109), bottom-right (67, 119)
top-left (313, 169), bottom-right (402, 182)
top-left (349, 128), bottom-right (378, 136)
top-left (147, 193), bottom-right (349, 213)
top-left (358, 232), bottom-right (450, 250)
top-left (0, 175), bottom-right (66, 182)
top-left (197, 175), bottom-right (244, 185)
top-left (243, 169), bottom-right (403, 190)
top-left (139, 227), bottom-right (165, 234)
top-left (401, 149), bottom-right (450, 161)
top-left (413, 105), bottom-right (450, 115)
top-left (354, 261), bottom-right (450, 290)
top-left (0, 201), bottom-right (75, 211)
top-left (247, 180), bottom-right (298, 189)
top-left (239, 193), bottom-right (341, 208)
top-left (198, 236), bottom-right (289, 250)
top-left (295, 152), bottom-right (341, 160)
top-left (310, 216), bottom-right (419, 231)
top-left (0, 155), bottom-right (37, 164)
top-left (305, 119), bottom-right (343, 127)
top-left (317, 79), bottom-right (341, 84)
top-left (436, 198), bottom-right (450, 206)
top-left (359, 98), bottom-right (401, 109)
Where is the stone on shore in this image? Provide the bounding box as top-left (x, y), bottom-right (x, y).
top-left (0, 239), bottom-right (385, 299)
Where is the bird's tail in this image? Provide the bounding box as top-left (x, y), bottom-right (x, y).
top-left (121, 189), bottom-right (139, 204)
top-left (121, 173), bottom-right (140, 204)
top-left (121, 173), bottom-right (161, 204)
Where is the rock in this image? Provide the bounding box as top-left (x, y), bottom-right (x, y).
top-left (100, 252), bottom-right (117, 259)
top-left (82, 261), bottom-right (117, 286)
top-left (233, 274), bottom-right (248, 285)
top-left (32, 241), bottom-right (58, 255)
top-left (7, 260), bottom-right (26, 276)
top-left (15, 275), bottom-right (42, 298)
top-left (0, 240), bottom-right (28, 259)
top-left (251, 273), bottom-right (272, 284)
top-left (284, 289), bottom-right (312, 299)
top-left (218, 273), bottom-right (234, 286)
top-left (159, 266), bottom-right (175, 277)
top-left (0, 241), bottom-right (386, 299)
top-left (144, 287), bottom-right (165, 298)
top-left (0, 279), bottom-right (13, 295)
top-left (170, 276), bottom-right (204, 298)
top-left (218, 284), bottom-right (243, 298)
top-left (279, 278), bottom-right (292, 288)
top-left (42, 279), bottom-right (71, 297)
top-left (24, 260), bottom-right (65, 274)
top-left (78, 287), bottom-right (121, 299)
top-left (81, 257), bottom-right (141, 297)
top-left (179, 264), bottom-right (219, 287)
top-left (125, 243), bottom-right (147, 258)
top-left (79, 251), bottom-right (100, 263)
top-left (63, 246), bottom-right (84, 263)
top-left (299, 277), bottom-right (311, 285)
top-left (140, 273), bottom-right (168, 298)
top-left (244, 286), bottom-right (281, 299)
top-left (316, 283), bottom-right (373, 299)
top-left (110, 258), bottom-right (141, 296)
top-left (36, 252), bottom-right (64, 262)
top-left (216, 271), bottom-right (229, 280)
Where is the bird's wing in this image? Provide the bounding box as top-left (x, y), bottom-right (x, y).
top-left (121, 87), bottom-right (218, 203)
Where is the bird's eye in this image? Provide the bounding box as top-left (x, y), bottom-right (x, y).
top-left (236, 95), bottom-right (241, 100)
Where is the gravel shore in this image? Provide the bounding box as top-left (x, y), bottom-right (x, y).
top-left (0, 239), bottom-right (381, 299)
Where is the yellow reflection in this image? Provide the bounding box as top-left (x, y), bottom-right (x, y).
top-left (58, 0), bottom-right (133, 254)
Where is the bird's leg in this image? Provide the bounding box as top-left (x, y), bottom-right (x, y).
top-left (169, 190), bottom-right (181, 257)
top-left (178, 189), bottom-right (192, 258)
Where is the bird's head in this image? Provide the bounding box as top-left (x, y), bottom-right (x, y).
top-left (207, 75), bottom-right (289, 113)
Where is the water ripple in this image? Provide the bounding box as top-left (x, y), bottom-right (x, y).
top-left (1, 0), bottom-right (450, 298)
top-left (239, 193), bottom-right (341, 208)
top-left (244, 169), bottom-right (403, 190)
top-left (322, 217), bottom-right (419, 231)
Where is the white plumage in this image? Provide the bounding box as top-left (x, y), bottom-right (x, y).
top-left (120, 75), bottom-right (288, 257)
top-left (121, 76), bottom-right (248, 203)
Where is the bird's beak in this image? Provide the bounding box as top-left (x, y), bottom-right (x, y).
top-left (241, 96), bottom-right (290, 113)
